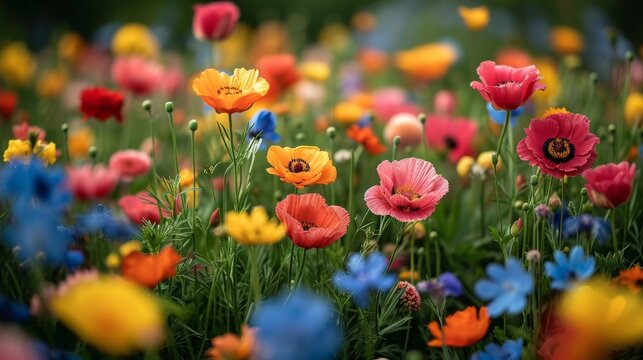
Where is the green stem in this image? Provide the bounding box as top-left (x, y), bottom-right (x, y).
top-left (295, 249), bottom-right (307, 288)
top-left (190, 129), bottom-right (197, 253)
top-left (249, 246), bottom-right (261, 303)
top-left (228, 113), bottom-right (240, 210)
top-left (287, 242), bottom-right (295, 289)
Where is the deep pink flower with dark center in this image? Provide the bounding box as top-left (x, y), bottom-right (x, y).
top-left (364, 158), bottom-right (449, 222)
top-left (582, 161), bottom-right (636, 209)
top-left (109, 149), bottom-right (152, 181)
top-left (425, 115), bottom-right (477, 163)
top-left (192, 2), bottom-right (240, 42)
top-left (470, 60), bottom-right (546, 111)
top-left (517, 112), bottom-right (599, 179)
top-left (67, 165), bottom-right (118, 201)
top-left (111, 56), bottom-right (164, 96)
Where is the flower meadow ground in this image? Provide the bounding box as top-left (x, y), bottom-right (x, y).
top-left (1, 1), bottom-right (643, 359)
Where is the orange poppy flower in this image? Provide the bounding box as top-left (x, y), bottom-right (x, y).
top-left (614, 265), bottom-right (643, 293)
top-left (256, 53), bottom-right (300, 103)
top-left (206, 325), bottom-right (256, 360)
top-left (427, 306), bottom-right (490, 348)
top-left (266, 145), bottom-right (337, 189)
top-left (192, 68), bottom-right (269, 114)
top-left (458, 6), bottom-right (490, 32)
top-left (346, 125), bottom-right (386, 155)
top-left (121, 246), bottom-right (182, 288)
top-left (332, 101), bottom-right (365, 125)
top-left (395, 43), bottom-right (457, 81)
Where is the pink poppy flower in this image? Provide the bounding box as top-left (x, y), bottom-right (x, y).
top-left (373, 87), bottom-right (422, 121)
top-left (433, 90), bottom-right (458, 115)
top-left (470, 60), bottom-right (546, 111)
top-left (517, 112), bottom-right (599, 179)
top-left (275, 193), bottom-right (349, 249)
top-left (161, 67), bottom-right (185, 97)
top-left (12, 122), bottom-right (46, 141)
top-left (582, 161), bottom-right (636, 209)
top-left (111, 56), bottom-right (164, 96)
top-left (67, 165), bottom-right (119, 201)
top-left (109, 149), bottom-right (152, 181)
top-left (364, 158), bottom-right (449, 222)
top-left (425, 115), bottom-right (477, 163)
top-left (192, 1), bottom-right (240, 42)
top-left (118, 192), bottom-right (175, 225)
top-left (384, 113), bottom-right (424, 148)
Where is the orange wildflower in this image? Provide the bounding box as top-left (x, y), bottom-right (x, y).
top-left (266, 145), bottom-right (337, 189)
top-left (121, 246), bottom-right (182, 288)
top-left (550, 26), bottom-right (584, 55)
top-left (347, 125), bottom-right (386, 155)
top-left (192, 68), bottom-right (269, 114)
top-left (614, 265), bottom-right (643, 293)
top-left (427, 306), bottom-right (490, 348)
top-left (395, 43), bottom-right (457, 81)
top-left (332, 101), bottom-right (365, 125)
top-left (206, 326), bottom-right (256, 360)
top-left (458, 6), bottom-right (490, 32)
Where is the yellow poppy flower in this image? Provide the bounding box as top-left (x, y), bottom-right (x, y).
top-left (192, 68), bottom-right (270, 114)
top-left (111, 23), bottom-right (159, 58)
top-left (0, 42), bottom-right (36, 86)
top-left (332, 101), bottom-right (365, 125)
top-left (395, 43), bottom-right (457, 81)
top-left (300, 61), bottom-right (331, 82)
top-left (225, 207), bottom-right (284, 245)
top-left (266, 145), bottom-right (337, 189)
top-left (550, 26), bottom-right (584, 55)
top-left (624, 92), bottom-right (643, 127)
top-left (458, 6), bottom-right (490, 32)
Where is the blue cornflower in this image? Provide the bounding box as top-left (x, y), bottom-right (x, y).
top-left (0, 294), bottom-right (30, 323)
top-left (438, 272), bottom-right (463, 297)
top-left (472, 338), bottom-right (523, 360)
top-left (562, 214), bottom-right (611, 244)
top-left (247, 110), bottom-right (280, 150)
top-left (250, 289), bottom-right (342, 360)
top-left (332, 252), bottom-right (396, 308)
top-left (474, 258), bottom-right (533, 317)
top-left (545, 246), bottom-right (595, 290)
top-left (64, 250), bottom-right (84, 271)
top-left (76, 204), bottom-right (137, 240)
top-left (0, 160), bottom-right (71, 213)
top-left (486, 102), bottom-right (525, 127)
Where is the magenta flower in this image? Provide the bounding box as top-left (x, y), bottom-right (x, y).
top-left (470, 60), bottom-right (546, 111)
top-left (109, 149), bottom-right (152, 182)
top-left (364, 158), bottom-right (449, 222)
top-left (67, 165), bottom-right (119, 201)
top-left (192, 2), bottom-right (240, 42)
top-left (111, 56), bottom-right (164, 96)
top-left (583, 161), bottom-right (636, 209)
top-left (425, 115), bottom-right (477, 163)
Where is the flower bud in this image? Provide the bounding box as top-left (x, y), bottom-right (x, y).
top-left (522, 203), bottom-right (531, 212)
top-left (515, 174), bottom-right (526, 191)
top-left (326, 126), bottom-right (336, 139)
top-left (534, 204), bottom-right (551, 218)
top-left (511, 218), bottom-right (523, 237)
top-left (88, 145), bottom-right (97, 160)
top-left (164, 101), bottom-right (174, 113)
top-left (209, 208), bottom-right (220, 227)
top-left (548, 194), bottom-right (561, 209)
top-left (526, 249), bottom-right (541, 262)
top-left (295, 132), bottom-right (305, 141)
top-left (530, 175), bottom-right (539, 187)
top-left (429, 231), bottom-right (438, 240)
top-left (625, 51), bottom-right (634, 63)
top-left (188, 119), bottom-right (199, 132)
top-left (589, 72), bottom-right (598, 85)
top-left (142, 99), bottom-right (152, 112)
top-left (491, 153), bottom-right (498, 166)
top-left (61, 123), bottom-right (69, 134)
top-left (418, 113), bottom-right (427, 125)
top-left (393, 135), bottom-right (401, 146)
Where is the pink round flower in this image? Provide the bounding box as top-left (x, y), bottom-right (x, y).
top-left (433, 90), bottom-right (458, 115)
top-left (161, 67), bottom-right (185, 97)
top-left (384, 113), bottom-right (424, 148)
top-left (109, 149), bottom-right (152, 181)
top-left (582, 161), bottom-right (636, 209)
top-left (118, 192), bottom-right (174, 225)
top-left (12, 122), bottom-right (46, 141)
top-left (192, 2), bottom-right (240, 42)
top-left (425, 115), bottom-right (477, 163)
top-left (365, 158), bottom-right (449, 222)
top-left (111, 56), bottom-right (164, 96)
top-left (67, 165), bottom-right (119, 201)
top-left (517, 112), bottom-right (599, 179)
top-left (470, 60), bottom-right (546, 111)
top-left (373, 87), bottom-right (422, 121)
top-left (398, 281), bottom-right (421, 312)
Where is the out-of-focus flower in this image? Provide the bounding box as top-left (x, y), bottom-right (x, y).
top-left (562, 214), bottom-right (611, 244)
top-left (250, 289), bottom-right (342, 360)
top-left (458, 6), bottom-right (490, 32)
top-left (256, 54), bottom-right (300, 103)
top-left (517, 112), bottom-right (599, 179)
top-left (495, 47), bottom-right (534, 69)
top-left (58, 32), bottom-right (86, 64)
top-left (456, 156), bottom-right (475, 178)
top-left (0, 294), bottom-right (30, 323)
top-left (333, 252), bottom-right (396, 308)
top-left (0, 327), bottom-right (42, 360)
top-left (511, 218), bottom-right (523, 237)
top-left (225, 207), bottom-right (284, 245)
top-left (425, 115), bottom-right (477, 163)
top-left (532, 58), bottom-right (560, 107)
top-left (0, 159), bottom-right (71, 211)
top-left (0, 90), bottom-right (17, 120)
top-left (118, 192), bottom-right (174, 225)
top-left (206, 325), bottom-right (256, 360)
top-left (12, 122), bottom-right (45, 141)
top-left (68, 127), bottom-right (94, 159)
top-left (109, 150), bottom-right (152, 181)
top-left (0, 42), bottom-right (36, 86)
top-left (67, 165), bottom-right (118, 201)
top-left (3, 139), bottom-right (57, 165)
top-left (161, 66), bottom-right (185, 97)
top-left (434, 90), bottom-right (458, 115)
top-left (37, 70), bottom-right (68, 98)
top-left (614, 266), bottom-right (643, 294)
top-left (419, 272), bottom-right (464, 300)
top-left (333, 149), bottom-right (352, 164)
top-left (398, 281), bottom-right (421, 312)
top-left (398, 269), bottom-right (419, 282)
top-left (476, 151), bottom-right (502, 172)
top-left (545, 246), bottom-right (595, 290)
top-left (121, 246), bottom-right (181, 288)
top-left (192, 1), bottom-right (240, 42)
top-left (111, 23), bottom-right (158, 59)
top-left (80, 87), bottom-right (124, 122)
top-left (550, 26), bottom-right (584, 56)
top-left (332, 101), bottom-right (365, 125)
top-left (427, 306), bottom-right (490, 347)
top-left (319, 23), bottom-right (351, 52)
top-left (365, 158), bottom-right (449, 222)
top-left (351, 11), bottom-right (377, 32)
top-left (112, 56), bottom-right (164, 96)
top-left (535, 204), bottom-right (551, 218)
top-left (384, 113), bottom-right (424, 148)
top-left (76, 205), bottom-right (137, 240)
top-left (395, 43), bottom-right (457, 81)
top-left (248, 109), bottom-right (280, 149)
top-left (583, 161), bottom-right (636, 209)
top-left (266, 145), bottom-right (336, 189)
top-left (372, 88), bottom-right (421, 122)
top-left (471, 60), bottom-right (546, 111)
top-left (49, 275), bottom-right (165, 355)
top-left (474, 258), bottom-right (533, 317)
top-left (358, 48), bottom-right (389, 74)
top-left (276, 193), bottom-right (349, 249)
top-left (472, 339), bottom-right (523, 360)
top-left (299, 61), bottom-right (330, 82)
top-left (486, 102), bottom-right (524, 127)
top-left (624, 92), bottom-right (643, 127)
top-left (347, 124), bottom-right (386, 155)
top-left (193, 68), bottom-right (269, 114)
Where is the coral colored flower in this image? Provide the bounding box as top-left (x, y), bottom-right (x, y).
top-left (192, 2), bottom-right (240, 42)
top-left (225, 207), bottom-right (285, 245)
top-left (12, 122), bottom-right (45, 141)
top-left (614, 266), bottom-right (643, 294)
top-left (458, 6), bottom-right (490, 32)
top-left (582, 161), bottom-right (636, 209)
top-left (395, 43), bottom-right (457, 81)
top-left (495, 47), bottom-right (534, 69)
top-left (550, 26), bottom-right (583, 55)
top-left (266, 145), bottom-right (337, 189)
top-left (347, 125), bottom-right (386, 155)
top-left (68, 127), bottom-right (93, 159)
top-left (192, 68), bottom-right (269, 114)
top-left (256, 54), bottom-right (300, 103)
top-left (275, 193), bottom-right (349, 249)
top-left (118, 192), bottom-right (173, 225)
top-left (364, 158), bottom-right (449, 222)
top-left (425, 115), bottom-right (477, 163)
top-left (111, 23), bottom-right (158, 59)
top-left (384, 113), bottom-right (424, 148)
top-left (474, 258), bottom-right (533, 317)
top-left (0, 90), bottom-right (18, 120)
top-left (358, 48), bottom-right (389, 74)
top-left (109, 150), bottom-right (152, 181)
top-left (206, 325), bottom-right (256, 360)
top-left (470, 60), bottom-right (546, 111)
top-left (427, 306), bottom-right (490, 348)
top-left (517, 112), bottom-right (599, 179)
top-left (121, 246), bottom-right (182, 288)
top-left (112, 56), bottom-right (164, 96)
top-left (67, 165), bottom-right (119, 201)
top-left (80, 87), bottom-right (124, 122)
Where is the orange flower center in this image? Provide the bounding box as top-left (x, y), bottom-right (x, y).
top-left (543, 137), bottom-right (575, 163)
top-left (217, 86), bottom-right (243, 95)
top-left (393, 184), bottom-right (421, 200)
top-left (287, 158), bottom-right (310, 173)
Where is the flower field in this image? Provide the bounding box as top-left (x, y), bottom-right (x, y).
top-left (0, 1), bottom-right (642, 359)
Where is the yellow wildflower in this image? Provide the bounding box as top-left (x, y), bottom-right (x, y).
top-left (456, 156), bottom-right (475, 178)
top-left (0, 42), bottom-right (36, 86)
top-left (225, 207), bottom-right (285, 245)
top-left (68, 127), bottom-right (94, 159)
top-left (111, 23), bottom-right (159, 58)
top-left (3, 139), bottom-right (56, 165)
top-left (119, 241), bottom-right (143, 257)
top-left (37, 70), bottom-right (68, 98)
top-left (58, 32), bottom-right (86, 63)
top-left (458, 6), bottom-right (490, 32)
top-left (300, 61), bottom-right (331, 82)
top-left (624, 92), bottom-right (643, 127)
top-left (550, 26), bottom-right (584, 55)
top-left (476, 151), bottom-right (501, 172)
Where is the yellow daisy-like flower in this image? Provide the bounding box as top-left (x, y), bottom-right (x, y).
top-left (624, 92), bottom-right (643, 127)
top-left (68, 127), bottom-right (94, 159)
top-left (550, 26), bottom-right (584, 56)
top-left (49, 276), bottom-right (165, 355)
top-left (3, 139), bottom-right (56, 165)
top-left (111, 23), bottom-right (159, 58)
top-left (458, 6), bottom-right (490, 32)
top-left (37, 69), bottom-right (68, 98)
top-left (192, 68), bottom-right (270, 114)
top-left (300, 61), bottom-right (331, 82)
top-left (266, 145), bottom-right (337, 189)
top-left (225, 207), bottom-right (285, 245)
top-left (395, 43), bottom-right (457, 81)
top-left (542, 107), bottom-right (569, 118)
top-left (0, 42), bottom-right (36, 86)
top-left (332, 101), bottom-right (365, 125)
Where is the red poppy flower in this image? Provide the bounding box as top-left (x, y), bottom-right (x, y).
top-left (0, 90), bottom-right (18, 120)
top-left (79, 87), bottom-right (124, 122)
top-left (192, 1), bottom-right (240, 42)
top-left (517, 112), bottom-right (599, 179)
top-left (582, 161), bottom-right (636, 209)
top-left (425, 115), bottom-right (477, 163)
top-left (118, 192), bottom-right (176, 225)
top-left (256, 54), bottom-right (300, 103)
top-left (121, 246), bottom-right (182, 288)
top-left (275, 193), bottom-right (349, 249)
top-left (347, 125), bottom-right (386, 155)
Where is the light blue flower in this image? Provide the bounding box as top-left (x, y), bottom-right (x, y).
top-left (332, 252), bottom-right (396, 308)
top-left (472, 338), bottom-right (523, 360)
top-left (474, 258), bottom-right (533, 317)
top-left (486, 102), bottom-right (524, 127)
top-left (247, 110), bottom-right (280, 150)
top-left (545, 246), bottom-right (595, 290)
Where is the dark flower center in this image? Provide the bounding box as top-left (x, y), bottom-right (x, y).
top-left (497, 81), bottom-right (517, 87)
top-left (542, 137), bottom-right (575, 164)
top-left (300, 221), bottom-right (316, 231)
top-left (287, 158), bottom-right (310, 173)
top-left (444, 136), bottom-right (458, 150)
top-left (392, 185), bottom-right (421, 200)
top-left (217, 86), bottom-right (243, 95)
